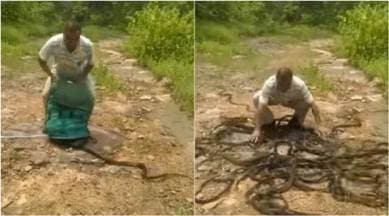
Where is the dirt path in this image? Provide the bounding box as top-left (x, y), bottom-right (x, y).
top-left (195, 37), bottom-right (387, 215)
top-left (1, 38), bottom-right (193, 215)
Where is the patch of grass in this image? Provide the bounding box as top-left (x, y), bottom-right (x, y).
top-left (1, 38), bottom-right (45, 79)
top-left (196, 41), bottom-right (238, 65)
top-left (92, 63), bottom-right (124, 92)
top-left (83, 25), bottom-right (124, 42)
top-left (148, 59), bottom-right (194, 114)
top-left (174, 200), bottom-right (193, 215)
top-left (298, 63), bottom-right (333, 92)
top-left (333, 37), bottom-right (388, 92)
top-left (264, 24), bottom-right (334, 44)
top-left (196, 21), bottom-right (240, 44)
top-left (357, 57), bottom-right (388, 91)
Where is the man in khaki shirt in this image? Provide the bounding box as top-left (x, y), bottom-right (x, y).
top-left (250, 67), bottom-right (321, 144)
top-left (38, 20), bottom-right (95, 116)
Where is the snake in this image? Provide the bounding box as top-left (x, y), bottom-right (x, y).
top-left (195, 115), bottom-right (387, 214)
top-left (52, 138), bottom-right (192, 181)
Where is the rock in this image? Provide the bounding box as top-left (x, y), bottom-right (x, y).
top-left (141, 107), bottom-right (151, 112)
top-left (202, 199), bottom-right (223, 210)
top-left (155, 94), bottom-right (171, 102)
top-left (124, 59), bottom-right (137, 65)
top-left (197, 164), bottom-right (212, 171)
top-left (12, 143), bottom-right (29, 151)
top-left (147, 155), bottom-right (155, 160)
top-left (366, 94), bottom-right (383, 102)
top-left (124, 125), bottom-right (133, 131)
top-left (2, 197), bottom-right (14, 209)
top-left (140, 95), bottom-right (152, 101)
top-left (137, 134), bottom-right (145, 139)
top-left (113, 127), bottom-right (121, 133)
top-left (242, 86), bottom-right (254, 91)
top-left (30, 151), bottom-right (49, 166)
top-left (160, 77), bottom-right (172, 86)
top-left (232, 55), bottom-right (244, 59)
top-left (352, 107), bottom-right (363, 113)
top-left (369, 77), bottom-right (382, 87)
top-left (351, 95), bottom-right (363, 101)
top-left (21, 56), bottom-right (33, 60)
top-left (335, 58), bottom-right (348, 65)
top-left (116, 92), bottom-right (127, 102)
top-left (349, 70), bottom-right (361, 74)
top-left (24, 165), bottom-right (33, 172)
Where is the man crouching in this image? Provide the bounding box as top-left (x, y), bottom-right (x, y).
top-left (250, 67), bottom-right (321, 144)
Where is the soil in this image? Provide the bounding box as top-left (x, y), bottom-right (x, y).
top-left (195, 37), bottom-right (388, 215)
top-left (1, 38), bottom-right (194, 215)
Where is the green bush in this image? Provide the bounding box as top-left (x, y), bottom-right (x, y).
top-left (150, 59), bottom-right (194, 113)
top-left (1, 25), bottom-right (25, 44)
top-left (126, 3), bottom-right (194, 64)
top-left (339, 3), bottom-right (388, 61)
top-left (125, 3), bottom-right (194, 113)
top-left (338, 3), bottom-right (388, 90)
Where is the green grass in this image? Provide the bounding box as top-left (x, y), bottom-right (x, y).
top-left (262, 24), bottom-right (335, 44)
top-left (298, 63), bottom-right (333, 92)
top-left (92, 63), bottom-right (124, 92)
top-left (148, 58), bottom-right (194, 114)
top-left (196, 21), bottom-right (270, 72)
top-left (83, 25), bottom-right (125, 42)
top-left (174, 200), bottom-right (193, 215)
top-left (333, 38), bottom-right (388, 92)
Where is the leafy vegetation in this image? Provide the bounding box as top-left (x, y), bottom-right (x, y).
top-left (92, 63), bottom-right (124, 93)
top-left (125, 3), bottom-right (194, 113)
top-left (338, 3), bottom-right (388, 90)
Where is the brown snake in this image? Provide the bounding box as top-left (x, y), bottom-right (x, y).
top-left (54, 139), bottom-right (191, 181)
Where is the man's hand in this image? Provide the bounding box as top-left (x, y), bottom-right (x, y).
top-left (250, 129), bottom-right (263, 144)
top-left (75, 63), bottom-right (94, 84)
top-left (311, 101), bottom-right (321, 124)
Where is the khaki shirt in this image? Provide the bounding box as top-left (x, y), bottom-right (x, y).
top-left (257, 75), bottom-right (313, 106)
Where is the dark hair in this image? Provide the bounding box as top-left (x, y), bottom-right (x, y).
top-left (276, 67), bottom-right (293, 81)
top-left (64, 19), bottom-right (82, 33)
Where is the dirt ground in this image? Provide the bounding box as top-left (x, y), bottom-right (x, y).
top-left (1, 38), bottom-right (194, 215)
top-left (195, 37), bottom-right (388, 215)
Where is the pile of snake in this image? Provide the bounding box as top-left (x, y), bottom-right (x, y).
top-left (195, 116), bottom-right (388, 214)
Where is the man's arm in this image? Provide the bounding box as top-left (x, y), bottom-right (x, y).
top-left (78, 45), bottom-right (95, 81)
top-left (80, 62), bottom-right (94, 80)
top-left (38, 57), bottom-right (54, 79)
top-left (301, 84), bottom-right (321, 124)
top-left (311, 101), bottom-right (321, 124)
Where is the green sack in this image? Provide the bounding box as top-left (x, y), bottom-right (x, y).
top-left (44, 78), bottom-right (95, 140)
top-left (44, 98), bottom-right (92, 139)
top-left (50, 79), bottom-right (94, 111)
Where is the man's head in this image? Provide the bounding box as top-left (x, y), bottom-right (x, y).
top-left (276, 67), bottom-right (293, 92)
top-left (63, 20), bottom-right (81, 52)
